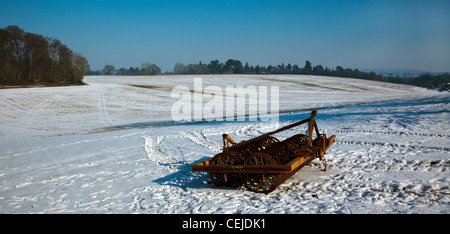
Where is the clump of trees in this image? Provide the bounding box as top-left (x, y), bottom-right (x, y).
top-left (117, 62), bottom-right (161, 75)
top-left (89, 63), bottom-right (162, 76)
top-left (0, 25), bottom-right (89, 85)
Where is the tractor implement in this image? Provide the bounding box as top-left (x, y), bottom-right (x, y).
top-left (192, 110), bottom-right (335, 193)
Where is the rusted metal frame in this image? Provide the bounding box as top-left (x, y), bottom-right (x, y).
top-left (192, 155), bottom-right (314, 174)
top-left (193, 165), bottom-right (291, 173)
top-left (278, 156), bottom-right (315, 185)
top-left (222, 134), bottom-right (236, 151)
top-left (306, 110), bottom-right (319, 147)
top-left (323, 135), bottom-right (336, 153)
top-left (228, 115), bottom-right (313, 150)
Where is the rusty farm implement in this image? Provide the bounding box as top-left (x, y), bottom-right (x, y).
top-left (192, 110), bottom-right (336, 193)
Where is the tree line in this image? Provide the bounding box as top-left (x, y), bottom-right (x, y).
top-left (0, 25), bottom-right (89, 85)
top-left (170, 59), bottom-right (383, 81)
top-left (94, 59), bottom-right (383, 81)
top-left (98, 59), bottom-right (448, 90)
top-left (89, 62), bottom-right (162, 76)
top-left (383, 73), bottom-right (450, 91)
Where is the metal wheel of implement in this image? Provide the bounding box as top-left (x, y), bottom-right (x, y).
top-left (209, 151), bottom-right (243, 187)
top-left (244, 152), bottom-right (281, 194)
top-left (257, 136), bottom-right (280, 150)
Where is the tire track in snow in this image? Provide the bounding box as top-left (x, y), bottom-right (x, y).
top-left (97, 89), bottom-right (115, 127)
top-left (334, 139), bottom-right (449, 153)
top-left (327, 156), bottom-right (449, 172)
top-left (323, 129), bottom-right (449, 138)
top-left (142, 136), bottom-right (179, 168)
top-left (178, 130), bottom-right (222, 153)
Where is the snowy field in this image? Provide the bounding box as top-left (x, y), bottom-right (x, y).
top-left (0, 75), bottom-right (448, 213)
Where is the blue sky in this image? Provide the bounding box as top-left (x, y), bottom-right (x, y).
top-left (1, 0), bottom-right (449, 72)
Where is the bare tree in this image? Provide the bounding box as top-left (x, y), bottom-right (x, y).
top-left (102, 64), bottom-right (116, 75)
top-left (141, 62), bottom-right (161, 75)
top-left (73, 53), bottom-right (89, 83)
top-left (174, 62), bottom-right (186, 75)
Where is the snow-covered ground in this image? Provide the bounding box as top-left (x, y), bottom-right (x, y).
top-left (0, 75), bottom-right (448, 213)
